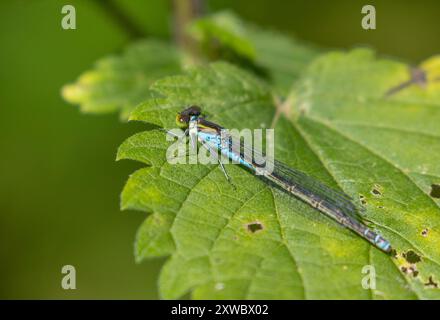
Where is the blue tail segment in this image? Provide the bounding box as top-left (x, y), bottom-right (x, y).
top-left (375, 235), bottom-right (392, 253)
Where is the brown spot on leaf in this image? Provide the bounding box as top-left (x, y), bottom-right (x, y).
top-left (424, 276), bottom-right (438, 288)
top-left (401, 265), bottom-right (419, 278)
top-left (385, 67), bottom-right (427, 97)
top-left (371, 184), bottom-right (383, 197)
top-left (411, 68), bottom-right (428, 86)
top-left (402, 250), bottom-right (422, 264)
top-left (421, 228), bottom-right (429, 237)
top-left (408, 266), bottom-right (418, 278)
top-left (430, 184), bottom-right (440, 199)
top-left (359, 194), bottom-right (367, 205)
top-left (247, 222), bottom-right (264, 233)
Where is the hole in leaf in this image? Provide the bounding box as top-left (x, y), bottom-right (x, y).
top-left (370, 184), bottom-right (383, 197)
top-left (421, 228), bottom-right (429, 237)
top-left (424, 276), bottom-right (438, 288)
top-left (247, 222), bottom-right (264, 233)
top-left (408, 266), bottom-right (418, 278)
top-left (401, 266), bottom-right (419, 277)
top-left (402, 250), bottom-right (422, 264)
top-left (430, 184), bottom-right (440, 199)
top-left (359, 194), bottom-right (367, 205)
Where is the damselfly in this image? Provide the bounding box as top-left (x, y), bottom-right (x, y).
top-left (174, 106), bottom-right (392, 253)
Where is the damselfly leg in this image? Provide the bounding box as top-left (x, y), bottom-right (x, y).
top-left (199, 139), bottom-right (236, 189)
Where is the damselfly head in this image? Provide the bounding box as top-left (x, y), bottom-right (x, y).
top-left (176, 106), bottom-right (202, 128)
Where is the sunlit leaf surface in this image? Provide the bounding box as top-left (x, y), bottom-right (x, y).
top-left (118, 52), bottom-right (440, 299)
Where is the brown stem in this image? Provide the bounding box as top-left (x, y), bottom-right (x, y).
top-left (173, 0), bottom-right (204, 57)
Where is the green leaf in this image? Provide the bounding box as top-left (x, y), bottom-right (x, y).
top-left (135, 212), bottom-right (175, 261)
top-left (61, 13), bottom-right (318, 120)
top-left (119, 51), bottom-right (440, 299)
top-left (62, 40), bottom-right (182, 120)
top-left (190, 11), bottom-right (319, 94)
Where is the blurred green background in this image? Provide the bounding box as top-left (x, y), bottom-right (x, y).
top-left (0, 0), bottom-right (439, 299)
